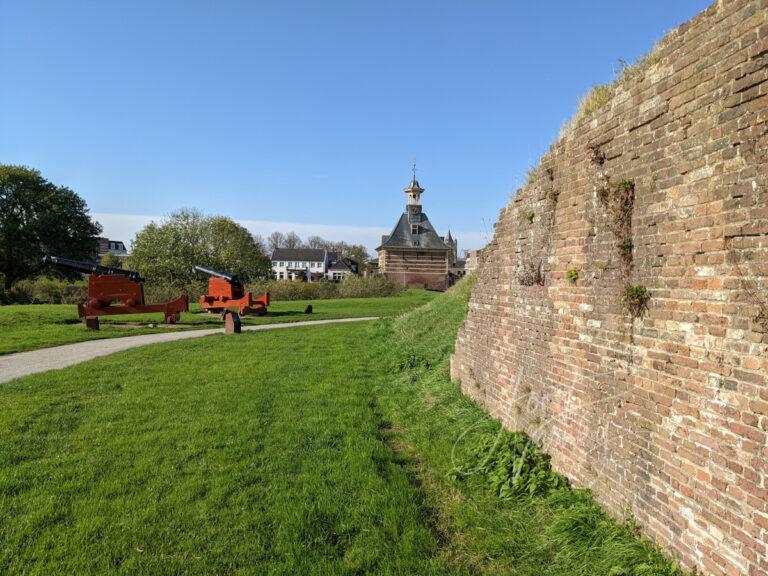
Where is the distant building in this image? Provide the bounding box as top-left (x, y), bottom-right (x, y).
top-left (327, 256), bottom-right (358, 281)
top-left (271, 248), bottom-right (358, 281)
top-left (96, 237), bottom-right (128, 259)
top-left (465, 250), bottom-right (480, 273)
top-left (376, 174), bottom-right (451, 291)
top-left (446, 230), bottom-right (467, 285)
top-left (363, 259), bottom-right (379, 277)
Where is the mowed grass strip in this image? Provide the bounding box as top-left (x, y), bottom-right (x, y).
top-left (0, 290), bottom-right (436, 355)
top-left (0, 323), bottom-right (449, 575)
top-left (370, 278), bottom-right (684, 576)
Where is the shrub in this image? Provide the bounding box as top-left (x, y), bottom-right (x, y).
top-left (624, 284), bottom-right (651, 318)
top-left (336, 275), bottom-right (402, 298)
top-left (143, 280), bottom-right (207, 304)
top-left (566, 268), bottom-right (579, 285)
top-left (523, 210), bottom-right (535, 223)
top-left (247, 275), bottom-right (405, 301)
top-left (7, 277), bottom-right (87, 304)
top-left (247, 280), bottom-right (335, 301)
top-left (452, 429), bottom-right (568, 499)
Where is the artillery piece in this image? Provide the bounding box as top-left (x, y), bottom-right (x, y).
top-left (43, 256), bottom-right (189, 330)
top-left (193, 265), bottom-right (269, 316)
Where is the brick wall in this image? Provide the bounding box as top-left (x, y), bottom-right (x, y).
top-left (450, 1), bottom-right (768, 574)
top-left (380, 249), bottom-right (449, 290)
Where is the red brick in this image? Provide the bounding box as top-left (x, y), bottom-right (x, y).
top-left (450, 2), bottom-right (768, 574)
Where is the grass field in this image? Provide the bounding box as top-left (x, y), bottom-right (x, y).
top-left (0, 290), bottom-right (436, 355)
top-left (0, 280), bottom-right (682, 575)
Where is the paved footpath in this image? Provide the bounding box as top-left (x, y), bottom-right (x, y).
top-left (0, 317), bottom-right (377, 384)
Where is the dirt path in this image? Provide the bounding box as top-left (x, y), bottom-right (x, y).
top-left (0, 317), bottom-right (378, 384)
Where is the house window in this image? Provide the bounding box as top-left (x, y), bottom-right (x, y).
top-left (278, 272), bottom-right (284, 279)
top-left (411, 224), bottom-right (419, 235)
top-left (279, 261), bottom-right (284, 267)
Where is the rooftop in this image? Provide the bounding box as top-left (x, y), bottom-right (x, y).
top-left (271, 248), bottom-right (326, 261)
top-left (377, 211), bottom-right (450, 251)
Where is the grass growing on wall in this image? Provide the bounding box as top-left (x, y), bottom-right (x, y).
top-left (565, 38), bottom-right (668, 131)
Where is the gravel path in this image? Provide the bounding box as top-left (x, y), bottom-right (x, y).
top-left (0, 317), bottom-right (378, 384)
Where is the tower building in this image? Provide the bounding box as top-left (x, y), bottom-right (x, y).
top-left (376, 168), bottom-right (451, 291)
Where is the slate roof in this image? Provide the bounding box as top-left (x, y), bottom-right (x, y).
top-left (377, 211), bottom-right (451, 251)
top-left (329, 257), bottom-right (358, 272)
top-left (271, 248), bottom-right (326, 262)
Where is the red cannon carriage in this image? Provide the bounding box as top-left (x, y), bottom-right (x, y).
top-left (194, 265), bottom-right (269, 316)
top-left (43, 256), bottom-right (189, 330)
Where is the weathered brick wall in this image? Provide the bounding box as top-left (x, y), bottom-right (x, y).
top-left (380, 249), bottom-right (449, 290)
top-left (450, 1), bottom-right (768, 574)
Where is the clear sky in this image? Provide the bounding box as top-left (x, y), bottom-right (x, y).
top-left (1, 0), bottom-right (712, 254)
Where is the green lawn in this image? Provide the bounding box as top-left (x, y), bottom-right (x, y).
top-left (0, 280), bottom-right (682, 575)
top-left (0, 290), bottom-right (436, 355)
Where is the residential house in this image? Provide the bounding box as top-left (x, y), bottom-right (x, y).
top-left (96, 237), bottom-right (128, 260)
top-left (271, 248), bottom-right (358, 281)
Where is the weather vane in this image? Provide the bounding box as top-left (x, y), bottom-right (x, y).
top-left (411, 158), bottom-right (417, 179)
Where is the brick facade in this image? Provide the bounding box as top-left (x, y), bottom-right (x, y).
top-left (450, 1), bottom-right (768, 574)
top-left (378, 248), bottom-right (449, 291)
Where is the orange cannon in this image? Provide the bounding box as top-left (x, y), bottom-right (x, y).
top-left (194, 265), bottom-right (269, 316)
top-left (43, 256), bottom-right (189, 330)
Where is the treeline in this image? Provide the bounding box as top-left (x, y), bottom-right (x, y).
top-left (265, 231), bottom-right (370, 268)
top-left (0, 165), bottom-right (391, 305)
top-left (5, 274), bottom-right (403, 304)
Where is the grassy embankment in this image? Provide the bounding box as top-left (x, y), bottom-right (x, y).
top-left (0, 289), bottom-right (435, 355)
top-left (0, 279), bottom-right (683, 575)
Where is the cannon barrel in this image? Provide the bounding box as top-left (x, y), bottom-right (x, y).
top-left (43, 255), bottom-right (143, 283)
top-left (193, 265), bottom-right (239, 284)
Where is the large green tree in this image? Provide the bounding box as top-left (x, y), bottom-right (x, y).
top-left (127, 209), bottom-right (271, 288)
top-left (0, 165), bottom-right (102, 289)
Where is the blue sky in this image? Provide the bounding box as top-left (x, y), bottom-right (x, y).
top-left (1, 0), bottom-right (712, 254)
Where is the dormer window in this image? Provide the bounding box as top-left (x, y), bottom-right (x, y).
top-left (411, 224), bottom-right (419, 235)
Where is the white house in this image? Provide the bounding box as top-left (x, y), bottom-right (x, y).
top-left (271, 248), bottom-right (358, 281)
top-left (96, 237), bottom-right (128, 258)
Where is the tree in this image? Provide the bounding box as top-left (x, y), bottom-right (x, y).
top-left (252, 234), bottom-right (267, 254)
top-left (99, 252), bottom-right (122, 268)
top-left (342, 244), bottom-right (370, 268)
top-left (267, 231), bottom-right (285, 252)
top-left (0, 165), bottom-right (102, 289)
top-left (127, 209), bottom-right (271, 289)
top-left (305, 235), bottom-right (329, 249)
top-left (283, 231), bottom-right (303, 249)
top-left (327, 240), bottom-right (369, 268)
